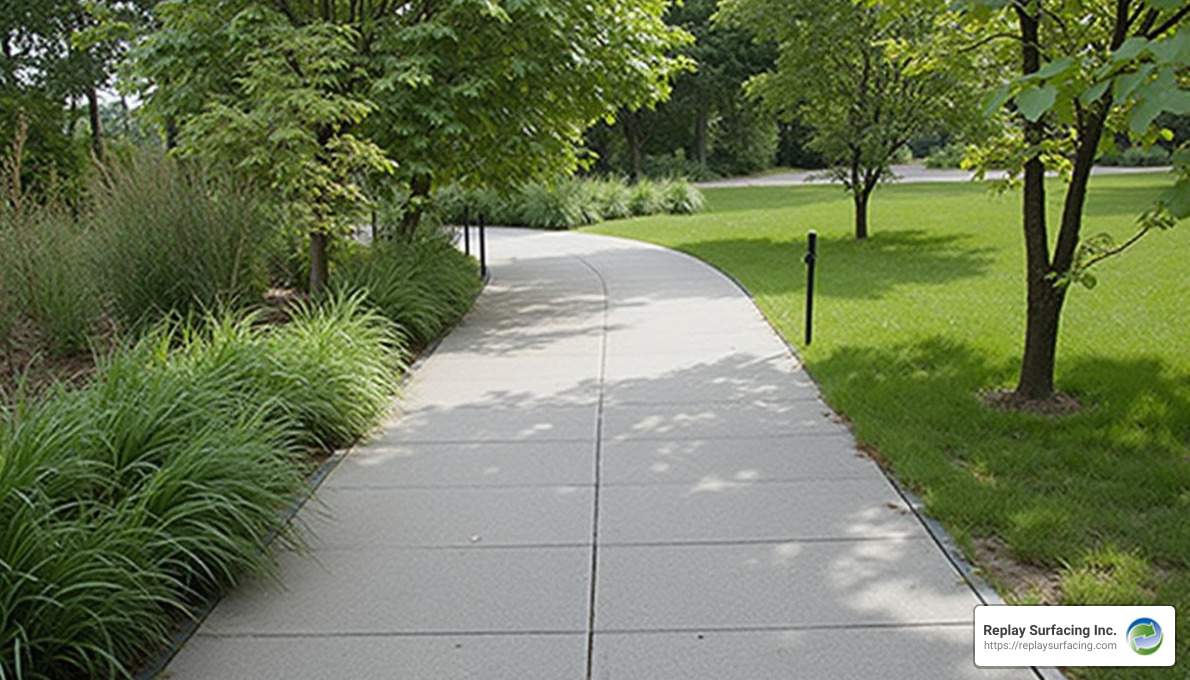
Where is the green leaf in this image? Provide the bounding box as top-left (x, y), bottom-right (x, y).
top-left (1150, 30), bottom-right (1190, 66)
top-left (1017, 85), bottom-right (1057, 122)
top-left (982, 85), bottom-right (1011, 116)
top-left (1161, 180), bottom-right (1190, 220)
top-left (1112, 37), bottom-right (1150, 63)
top-left (1113, 65), bottom-right (1155, 103)
top-left (1079, 272), bottom-right (1098, 290)
top-left (1129, 76), bottom-right (1190, 136)
top-left (1080, 79), bottom-right (1111, 105)
top-left (1144, 0), bottom-right (1184, 10)
top-left (1034, 57), bottom-right (1074, 81)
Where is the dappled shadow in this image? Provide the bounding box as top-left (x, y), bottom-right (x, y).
top-left (808, 336), bottom-right (1190, 566)
top-left (673, 229), bottom-right (997, 300)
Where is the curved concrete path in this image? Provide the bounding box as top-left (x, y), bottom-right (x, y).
top-left (162, 229), bottom-right (1040, 679)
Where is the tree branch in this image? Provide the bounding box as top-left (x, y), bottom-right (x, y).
top-left (1137, 7), bottom-right (1160, 35)
top-left (956, 32), bottom-right (1026, 54)
top-left (1146, 6), bottom-right (1190, 40)
top-left (1075, 223), bottom-right (1154, 273)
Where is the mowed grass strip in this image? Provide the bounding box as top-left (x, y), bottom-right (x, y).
top-left (588, 175), bottom-right (1189, 679)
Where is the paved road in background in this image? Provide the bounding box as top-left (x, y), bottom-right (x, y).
top-left (697, 163), bottom-right (1173, 188)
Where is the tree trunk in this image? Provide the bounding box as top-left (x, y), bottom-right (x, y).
top-left (86, 87), bottom-right (103, 163)
top-left (309, 231), bottom-right (329, 295)
top-left (849, 155), bottom-right (870, 240)
top-left (694, 106), bottom-right (709, 168)
top-left (400, 173), bottom-right (432, 240)
top-left (165, 116), bottom-right (179, 150)
top-left (853, 190), bottom-right (870, 241)
top-left (623, 111), bottom-right (645, 180)
top-left (1013, 2), bottom-right (1059, 400)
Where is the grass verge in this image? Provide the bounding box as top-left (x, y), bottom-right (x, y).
top-left (587, 174), bottom-right (1189, 679)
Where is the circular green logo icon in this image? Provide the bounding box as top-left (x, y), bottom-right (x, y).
top-left (1127, 617), bottom-right (1163, 656)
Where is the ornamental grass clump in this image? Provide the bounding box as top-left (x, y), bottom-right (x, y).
top-left (258, 294), bottom-right (405, 451)
top-left (89, 153), bottom-right (275, 330)
top-left (335, 231), bottom-right (481, 348)
top-left (0, 295), bottom-right (406, 679)
top-left (431, 176), bottom-right (704, 230)
top-left (657, 177), bottom-right (707, 215)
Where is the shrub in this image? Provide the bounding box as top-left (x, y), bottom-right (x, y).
top-left (259, 295), bottom-right (405, 450)
top-left (516, 182), bottom-right (578, 229)
top-left (335, 231), bottom-right (481, 349)
top-left (431, 176), bottom-right (705, 230)
top-left (89, 153), bottom-right (275, 329)
top-left (0, 344), bottom-right (300, 679)
top-left (657, 178), bottom-right (707, 215)
top-left (591, 178), bottom-right (634, 220)
top-left (628, 178), bottom-right (664, 216)
top-left (432, 185), bottom-right (514, 227)
top-left (640, 153), bottom-right (720, 182)
top-left (19, 214), bottom-right (101, 356)
top-left (924, 143), bottom-right (968, 169)
top-left (1097, 145), bottom-right (1171, 167)
top-left (0, 198), bottom-right (99, 358)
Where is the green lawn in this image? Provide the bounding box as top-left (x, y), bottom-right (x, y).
top-left (586, 175), bottom-right (1190, 679)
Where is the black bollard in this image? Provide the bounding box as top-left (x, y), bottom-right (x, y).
top-left (463, 208), bottom-right (471, 256)
top-left (479, 213), bottom-right (488, 279)
top-left (804, 230), bottom-right (817, 346)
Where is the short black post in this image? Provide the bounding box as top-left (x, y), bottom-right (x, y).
top-left (463, 208), bottom-right (471, 256)
top-left (478, 213), bottom-right (488, 279)
top-left (803, 230), bottom-right (817, 346)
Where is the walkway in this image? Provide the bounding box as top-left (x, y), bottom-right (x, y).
top-left (162, 229), bottom-right (1040, 679)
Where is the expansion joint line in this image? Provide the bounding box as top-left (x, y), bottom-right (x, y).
top-left (572, 254), bottom-right (609, 680)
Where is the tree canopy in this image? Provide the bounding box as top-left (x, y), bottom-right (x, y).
top-left (719, 0), bottom-right (975, 239)
top-left (132, 0), bottom-right (691, 285)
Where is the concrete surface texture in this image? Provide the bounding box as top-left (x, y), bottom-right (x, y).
top-left (160, 228), bottom-right (1043, 679)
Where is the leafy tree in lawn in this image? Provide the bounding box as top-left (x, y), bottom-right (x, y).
top-left (718, 0), bottom-right (975, 240)
top-left (937, 0), bottom-right (1190, 402)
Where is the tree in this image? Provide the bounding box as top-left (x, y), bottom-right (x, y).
top-left (133, 0), bottom-right (689, 290)
top-left (587, 0), bottom-right (775, 180)
top-left (134, 0), bottom-right (395, 293)
top-left (668, 0), bottom-right (776, 170)
top-left (718, 0), bottom-right (974, 239)
top-left (950, 0), bottom-right (1190, 402)
top-left (1, 0), bottom-right (91, 196)
top-left (359, 0), bottom-right (690, 235)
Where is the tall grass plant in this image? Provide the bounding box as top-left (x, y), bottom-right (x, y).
top-left (89, 153), bottom-right (275, 329)
top-left (335, 231), bottom-right (481, 349)
top-left (0, 295), bottom-right (404, 679)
